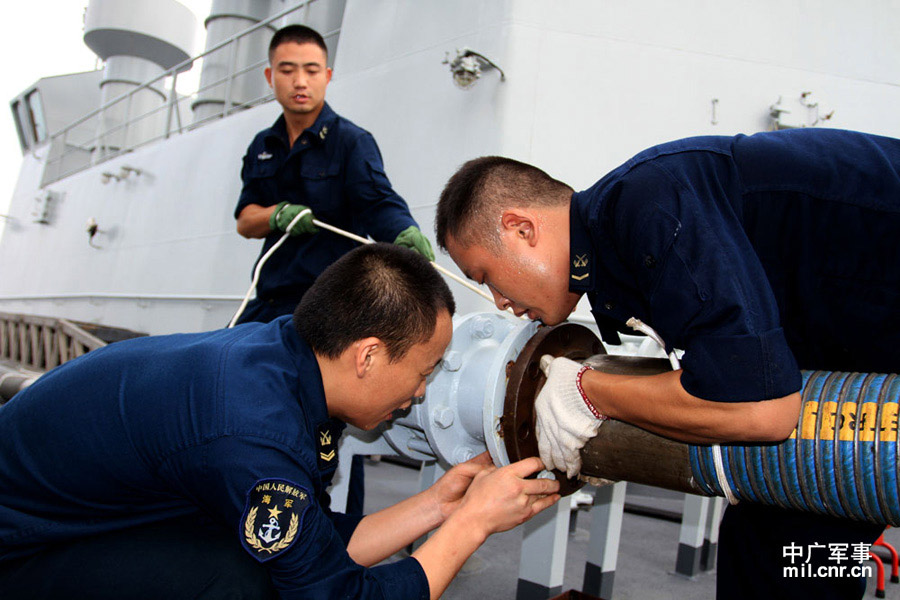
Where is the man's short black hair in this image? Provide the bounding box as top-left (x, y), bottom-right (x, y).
top-left (269, 25), bottom-right (328, 63)
top-left (436, 156), bottom-right (573, 250)
top-left (294, 244), bottom-right (455, 361)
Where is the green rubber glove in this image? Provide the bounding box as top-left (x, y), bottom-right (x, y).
top-left (269, 202), bottom-right (318, 236)
top-left (393, 226), bottom-right (435, 261)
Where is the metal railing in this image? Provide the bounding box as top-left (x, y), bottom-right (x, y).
top-left (41, 0), bottom-right (339, 186)
top-left (0, 311), bottom-right (147, 383)
top-left (0, 312), bottom-right (107, 371)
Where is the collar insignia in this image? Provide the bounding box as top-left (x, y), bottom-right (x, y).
top-left (571, 253), bottom-right (590, 280)
top-left (241, 479), bottom-right (310, 562)
top-left (316, 422), bottom-right (338, 469)
top-left (257, 151), bottom-right (273, 161)
top-left (319, 126), bottom-right (328, 140)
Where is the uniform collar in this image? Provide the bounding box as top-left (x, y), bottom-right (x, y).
top-left (265, 102), bottom-right (338, 149)
top-left (264, 114), bottom-right (290, 148)
top-left (568, 191), bottom-right (597, 293)
top-left (277, 317), bottom-right (338, 430)
top-left (278, 317), bottom-right (345, 472)
top-left (308, 102), bottom-right (338, 142)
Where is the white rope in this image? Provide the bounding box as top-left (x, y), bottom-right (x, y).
top-left (229, 211), bottom-right (503, 327)
top-left (313, 219), bottom-right (496, 303)
top-left (626, 317), bottom-right (738, 505)
top-left (228, 209), bottom-right (313, 328)
top-left (626, 317), bottom-right (680, 371)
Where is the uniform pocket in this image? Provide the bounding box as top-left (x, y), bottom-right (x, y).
top-left (299, 160), bottom-right (341, 212)
top-left (245, 159), bottom-right (279, 180)
top-left (300, 159), bottom-right (340, 180)
top-left (627, 206), bottom-right (682, 298)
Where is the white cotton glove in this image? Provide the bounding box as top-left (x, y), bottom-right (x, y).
top-left (535, 355), bottom-right (606, 479)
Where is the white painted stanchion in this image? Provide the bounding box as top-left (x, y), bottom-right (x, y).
top-left (583, 482), bottom-right (627, 598)
top-left (329, 427), bottom-right (396, 512)
top-left (516, 495), bottom-right (573, 600)
top-left (701, 496), bottom-right (726, 571)
top-left (675, 494), bottom-right (711, 577)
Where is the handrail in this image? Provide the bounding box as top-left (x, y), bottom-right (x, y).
top-left (50, 1), bottom-right (315, 139)
top-left (41, 0), bottom-right (339, 186)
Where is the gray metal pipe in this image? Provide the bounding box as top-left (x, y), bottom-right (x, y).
top-left (0, 364), bottom-right (40, 403)
top-left (503, 322), bottom-right (900, 525)
top-left (577, 355), bottom-right (703, 494)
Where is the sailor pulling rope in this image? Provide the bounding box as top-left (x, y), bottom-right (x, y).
top-left (229, 209), bottom-right (500, 328)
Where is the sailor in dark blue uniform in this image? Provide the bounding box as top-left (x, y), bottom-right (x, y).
top-left (0, 244), bottom-right (560, 599)
top-left (436, 128), bottom-right (900, 599)
top-left (234, 24), bottom-right (435, 517)
top-left (234, 25), bottom-right (433, 325)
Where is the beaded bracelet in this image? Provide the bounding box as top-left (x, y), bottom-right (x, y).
top-left (575, 365), bottom-right (607, 421)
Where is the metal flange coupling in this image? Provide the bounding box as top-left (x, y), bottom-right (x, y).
top-left (503, 322), bottom-right (605, 495)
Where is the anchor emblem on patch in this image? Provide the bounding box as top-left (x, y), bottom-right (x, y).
top-left (241, 478), bottom-right (310, 562)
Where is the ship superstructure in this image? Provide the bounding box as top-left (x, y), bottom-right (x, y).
top-left (4, 0), bottom-right (899, 336)
top-left (3, 2), bottom-right (900, 599)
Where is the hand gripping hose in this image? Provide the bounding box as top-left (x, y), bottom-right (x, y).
top-left (626, 317), bottom-right (739, 504)
top-left (228, 210), bottom-right (500, 328)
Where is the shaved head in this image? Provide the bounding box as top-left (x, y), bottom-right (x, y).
top-left (295, 243), bottom-right (455, 362)
top-left (436, 156), bottom-right (573, 251)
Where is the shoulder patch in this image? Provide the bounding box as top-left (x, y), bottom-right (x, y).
top-left (240, 478), bottom-right (311, 561)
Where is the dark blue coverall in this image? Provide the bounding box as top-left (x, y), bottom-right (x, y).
top-left (568, 128), bottom-right (900, 599)
top-left (235, 102), bottom-right (418, 514)
top-left (234, 102), bottom-right (419, 324)
top-left (0, 317), bottom-right (429, 599)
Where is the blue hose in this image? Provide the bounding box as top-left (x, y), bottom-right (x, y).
top-left (690, 370), bottom-right (900, 526)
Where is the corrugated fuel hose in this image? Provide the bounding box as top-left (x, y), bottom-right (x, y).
top-left (690, 370), bottom-right (900, 525)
